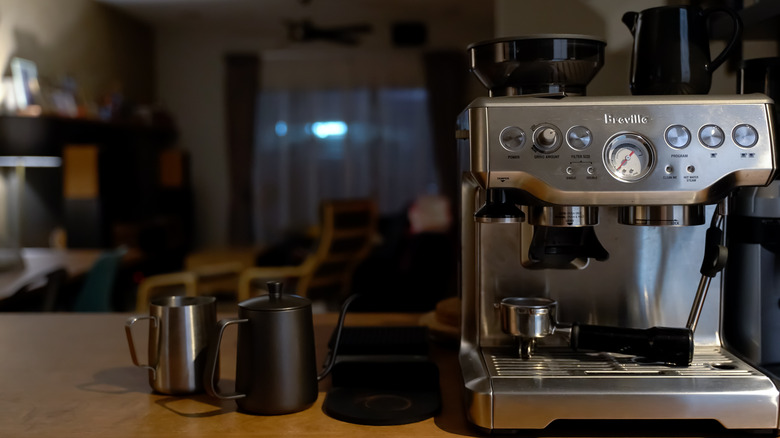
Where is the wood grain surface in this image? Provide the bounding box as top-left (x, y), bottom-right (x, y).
top-left (0, 312), bottom-right (471, 437)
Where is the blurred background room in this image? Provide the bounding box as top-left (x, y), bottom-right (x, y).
top-left (0, 0), bottom-right (776, 313)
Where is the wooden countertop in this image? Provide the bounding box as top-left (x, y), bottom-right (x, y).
top-left (0, 312), bottom-right (472, 437)
top-left (0, 311), bottom-right (770, 437)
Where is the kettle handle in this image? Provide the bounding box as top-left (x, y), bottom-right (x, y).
top-left (621, 11), bottom-right (638, 36)
top-left (703, 7), bottom-right (743, 73)
top-left (204, 317), bottom-right (249, 400)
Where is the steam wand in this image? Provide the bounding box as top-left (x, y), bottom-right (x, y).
top-left (686, 201), bottom-right (728, 333)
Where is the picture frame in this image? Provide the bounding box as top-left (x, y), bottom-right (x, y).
top-left (10, 57), bottom-right (39, 110)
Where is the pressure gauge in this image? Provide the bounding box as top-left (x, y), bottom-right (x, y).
top-left (604, 133), bottom-right (655, 182)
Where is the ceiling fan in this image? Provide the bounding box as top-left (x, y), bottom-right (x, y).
top-left (285, 19), bottom-right (373, 45)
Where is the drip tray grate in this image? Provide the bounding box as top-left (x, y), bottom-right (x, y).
top-left (490, 347), bottom-right (760, 377)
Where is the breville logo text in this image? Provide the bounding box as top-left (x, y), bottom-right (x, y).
top-left (604, 114), bottom-right (649, 124)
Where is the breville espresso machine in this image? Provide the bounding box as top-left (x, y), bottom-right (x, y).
top-left (457, 35), bottom-right (780, 431)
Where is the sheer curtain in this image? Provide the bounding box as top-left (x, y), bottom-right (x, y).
top-left (252, 52), bottom-right (436, 244)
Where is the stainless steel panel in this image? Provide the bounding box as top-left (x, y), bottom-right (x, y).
top-left (470, 95), bottom-right (777, 205)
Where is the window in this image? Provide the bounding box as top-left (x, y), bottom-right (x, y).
top-left (252, 87), bottom-right (436, 243)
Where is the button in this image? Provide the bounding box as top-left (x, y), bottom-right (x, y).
top-left (665, 125), bottom-right (691, 149)
top-left (499, 126), bottom-right (525, 151)
top-left (699, 125), bottom-right (724, 148)
top-left (567, 126), bottom-right (592, 150)
top-left (733, 124), bottom-right (758, 148)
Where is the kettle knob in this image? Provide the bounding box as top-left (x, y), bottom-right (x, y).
top-left (622, 11), bottom-right (638, 35)
top-left (267, 280), bottom-right (283, 300)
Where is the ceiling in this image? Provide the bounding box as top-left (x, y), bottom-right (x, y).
top-left (95, 0), bottom-right (494, 48)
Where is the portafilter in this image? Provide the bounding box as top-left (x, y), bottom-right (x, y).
top-left (500, 297), bottom-right (693, 366)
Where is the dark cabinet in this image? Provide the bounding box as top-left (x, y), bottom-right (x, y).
top-left (0, 115), bottom-right (191, 265)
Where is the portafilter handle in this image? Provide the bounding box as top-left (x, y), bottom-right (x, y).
top-left (570, 324), bottom-right (693, 366)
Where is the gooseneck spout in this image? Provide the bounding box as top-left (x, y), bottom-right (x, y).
top-left (317, 293), bottom-right (360, 381)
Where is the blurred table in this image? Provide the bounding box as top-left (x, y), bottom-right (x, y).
top-left (0, 247), bottom-right (142, 302)
top-left (0, 248), bottom-right (104, 300)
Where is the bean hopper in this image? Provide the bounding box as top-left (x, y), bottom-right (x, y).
top-left (457, 35), bottom-right (780, 432)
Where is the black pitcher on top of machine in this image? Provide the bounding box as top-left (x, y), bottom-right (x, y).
top-left (622, 4), bottom-right (742, 95)
top-left (456, 30), bottom-right (780, 432)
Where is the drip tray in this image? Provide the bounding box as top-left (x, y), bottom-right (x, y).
top-left (489, 346), bottom-right (760, 377)
top-left (479, 346), bottom-right (779, 430)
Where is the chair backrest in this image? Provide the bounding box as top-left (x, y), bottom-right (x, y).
top-left (135, 270), bottom-right (200, 312)
top-left (72, 246), bottom-right (128, 312)
top-left (297, 199), bottom-right (378, 299)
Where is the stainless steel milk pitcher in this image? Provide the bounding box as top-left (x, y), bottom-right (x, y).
top-left (125, 295), bottom-right (217, 394)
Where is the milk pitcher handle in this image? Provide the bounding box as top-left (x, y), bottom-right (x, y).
top-left (125, 315), bottom-right (158, 379)
top-left (703, 7), bottom-right (742, 73)
top-left (204, 318), bottom-right (249, 400)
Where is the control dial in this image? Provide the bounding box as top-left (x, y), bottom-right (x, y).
top-left (532, 124), bottom-right (562, 153)
top-left (604, 133), bottom-right (655, 182)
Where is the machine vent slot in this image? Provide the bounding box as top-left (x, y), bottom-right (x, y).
top-left (490, 347), bottom-right (760, 377)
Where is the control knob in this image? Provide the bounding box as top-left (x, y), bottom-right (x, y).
top-left (533, 124), bottom-right (562, 153)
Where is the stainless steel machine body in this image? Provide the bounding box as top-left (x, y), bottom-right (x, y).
top-left (457, 94), bottom-right (780, 431)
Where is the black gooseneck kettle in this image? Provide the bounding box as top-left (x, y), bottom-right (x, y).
top-left (204, 281), bottom-right (355, 415)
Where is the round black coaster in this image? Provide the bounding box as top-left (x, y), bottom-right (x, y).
top-left (323, 387), bottom-right (440, 426)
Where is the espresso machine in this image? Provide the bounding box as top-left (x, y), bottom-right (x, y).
top-left (457, 35), bottom-right (780, 432)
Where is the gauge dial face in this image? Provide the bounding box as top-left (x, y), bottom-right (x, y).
top-left (604, 133), bottom-right (655, 182)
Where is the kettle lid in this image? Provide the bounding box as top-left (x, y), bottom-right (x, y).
top-left (239, 281), bottom-right (311, 311)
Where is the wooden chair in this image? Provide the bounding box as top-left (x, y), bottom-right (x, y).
top-left (134, 199), bottom-right (378, 311)
top-left (134, 259), bottom-right (249, 312)
top-left (182, 246), bottom-right (261, 297)
top-left (238, 199), bottom-right (378, 301)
